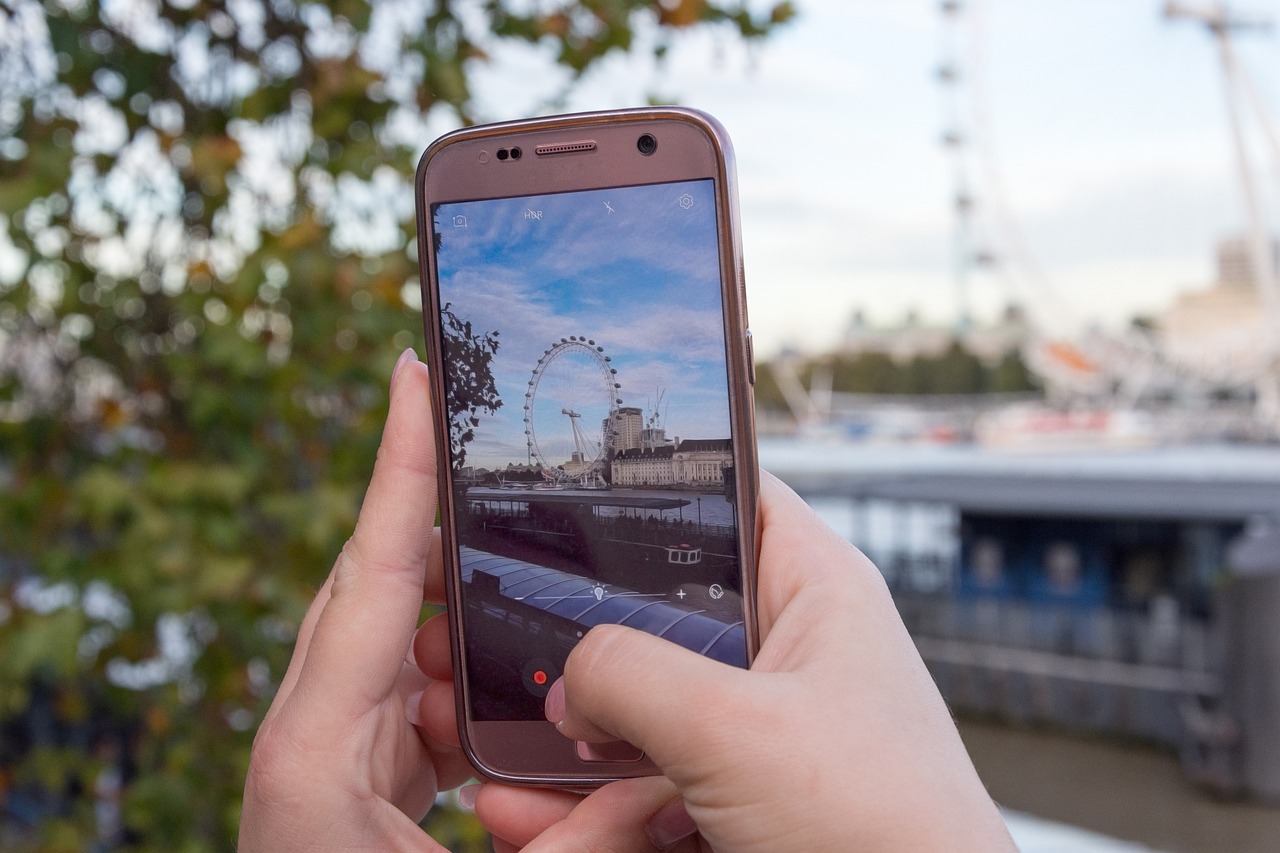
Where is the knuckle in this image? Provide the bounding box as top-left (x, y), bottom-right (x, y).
top-left (244, 720), bottom-right (303, 804)
top-left (565, 623), bottom-right (634, 682)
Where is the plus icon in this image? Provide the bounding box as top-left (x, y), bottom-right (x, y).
top-left (675, 589), bottom-right (687, 600)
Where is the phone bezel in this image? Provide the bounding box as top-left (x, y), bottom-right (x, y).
top-left (414, 107), bottom-right (760, 786)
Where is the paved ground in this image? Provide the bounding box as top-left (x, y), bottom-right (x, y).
top-left (962, 719), bottom-right (1280, 853)
top-left (1006, 811), bottom-right (1160, 852)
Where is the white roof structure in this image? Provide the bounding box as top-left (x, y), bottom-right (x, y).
top-left (760, 440), bottom-right (1280, 521)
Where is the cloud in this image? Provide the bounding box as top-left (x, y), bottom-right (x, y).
top-left (433, 181), bottom-right (738, 467)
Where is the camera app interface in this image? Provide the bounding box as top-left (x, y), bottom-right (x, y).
top-left (432, 179), bottom-right (747, 720)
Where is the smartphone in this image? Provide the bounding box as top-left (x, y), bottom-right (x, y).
top-left (414, 107), bottom-right (759, 786)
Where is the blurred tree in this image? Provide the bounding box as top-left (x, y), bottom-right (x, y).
top-left (989, 348), bottom-right (1039, 395)
top-left (931, 341), bottom-right (985, 395)
top-left (0, 0), bottom-right (793, 849)
top-left (750, 359), bottom-right (787, 411)
top-left (757, 341), bottom-right (1041, 409)
top-left (827, 351), bottom-right (897, 394)
top-left (902, 353), bottom-right (933, 395)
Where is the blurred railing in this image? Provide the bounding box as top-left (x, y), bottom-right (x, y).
top-left (890, 586), bottom-right (1222, 750)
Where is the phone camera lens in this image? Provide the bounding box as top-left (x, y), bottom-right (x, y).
top-left (636, 133), bottom-right (657, 156)
top-left (496, 148), bottom-right (509, 161)
top-left (510, 146), bottom-right (522, 160)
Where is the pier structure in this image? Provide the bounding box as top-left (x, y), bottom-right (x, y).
top-left (457, 487), bottom-right (740, 593)
top-left (763, 440), bottom-right (1280, 799)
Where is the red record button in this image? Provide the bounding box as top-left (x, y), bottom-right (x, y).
top-left (521, 658), bottom-right (558, 698)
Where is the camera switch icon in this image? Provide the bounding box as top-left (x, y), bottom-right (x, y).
top-left (452, 214), bottom-right (467, 228)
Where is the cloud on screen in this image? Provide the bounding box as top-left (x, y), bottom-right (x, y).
top-left (434, 180), bottom-right (733, 467)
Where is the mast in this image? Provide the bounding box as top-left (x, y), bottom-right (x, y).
top-left (1165, 2), bottom-right (1280, 428)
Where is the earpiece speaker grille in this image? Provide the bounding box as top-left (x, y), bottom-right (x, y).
top-left (534, 140), bottom-right (597, 156)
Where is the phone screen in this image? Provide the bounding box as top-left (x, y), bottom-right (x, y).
top-left (430, 178), bottom-right (748, 722)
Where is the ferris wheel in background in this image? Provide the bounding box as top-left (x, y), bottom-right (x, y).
top-left (524, 336), bottom-right (623, 485)
top-left (936, 0), bottom-right (1280, 425)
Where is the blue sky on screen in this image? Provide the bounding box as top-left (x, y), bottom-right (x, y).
top-left (434, 179), bottom-right (732, 470)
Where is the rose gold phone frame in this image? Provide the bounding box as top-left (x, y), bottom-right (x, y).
top-left (414, 107), bottom-right (759, 786)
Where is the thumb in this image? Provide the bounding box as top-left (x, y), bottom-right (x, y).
top-left (288, 352), bottom-right (439, 721)
top-left (549, 624), bottom-right (750, 781)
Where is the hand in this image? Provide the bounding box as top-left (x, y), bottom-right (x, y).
top-left (239, 350), bottom-right (473, 852)
top-left (469, 471), bottom-right (1017, 852)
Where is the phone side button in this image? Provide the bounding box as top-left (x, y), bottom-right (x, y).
top-left (575, 740), bottom-right (645, 763)
top-left (745, 329), bottom-right (756, 385)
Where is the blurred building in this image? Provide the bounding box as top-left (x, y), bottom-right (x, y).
top-left (1217, 236), bottom-right (1280, 287)
top-left (1159, 237), bottom-right (1280, 378)
top-left (841, 309), bottom-right (954, 362)
top-left (841, 304), bottom-right (1031, 365)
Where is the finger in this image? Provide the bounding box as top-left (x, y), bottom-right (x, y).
top-left (754, 468), bottom-right (884, 638)
top-left (550, 625), bottom-right (755, 781)
top-left (411, 677), bottom-right (461, 749)
top-left (290, 354), bottom-right (439, 721)
top-left (264, 360), bottom-right (436, 722)
top-left (423, 739), bottom-right (475, 793)
top-left (413, 610), bottom-right (454, 680)
top-left (262, 568), bottom-right (337, 727)
top-left (645, 796), bottom-right (701, 852)
top-left (475, 784), bottom-right (582, 848)
top-left (271, 354), bottom-right (435, 721)
top-left (516, 777), bottom-right (692, 853)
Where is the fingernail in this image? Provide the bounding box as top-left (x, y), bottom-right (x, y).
top-left (391, 347), bottom-right (417, 398)
top-left (646, 796), bottom-right (697, 850)
top-left (456, 783), bottom-right (481, 812)
top-left (544, 677), bottom-right (566, 727)
top-left (404, 690), bottom-right (423, 727)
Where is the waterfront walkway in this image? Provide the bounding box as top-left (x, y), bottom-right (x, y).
top-left (1006, 811), bottom-right (1158, 852)
top-left (966, 719), bottom-right (1280, 852)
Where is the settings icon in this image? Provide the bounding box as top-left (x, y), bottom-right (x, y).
top-left (677, 193), bottom-right (694, 210)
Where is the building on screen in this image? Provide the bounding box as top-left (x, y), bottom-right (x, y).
top-left (611, 438), bottom-right (731, 487)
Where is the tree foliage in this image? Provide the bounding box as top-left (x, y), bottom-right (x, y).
top-left (439, 304), bottom-right (500, 471)
top-left (773, 342), bottom-right (1041, 407)
top-left (0, 0), bottom-right (792, 848)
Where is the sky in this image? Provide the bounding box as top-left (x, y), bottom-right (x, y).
top-left (435, 0), bottom-right (1280, 358)
top-left (434, 179), bottom-right (734, 470)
